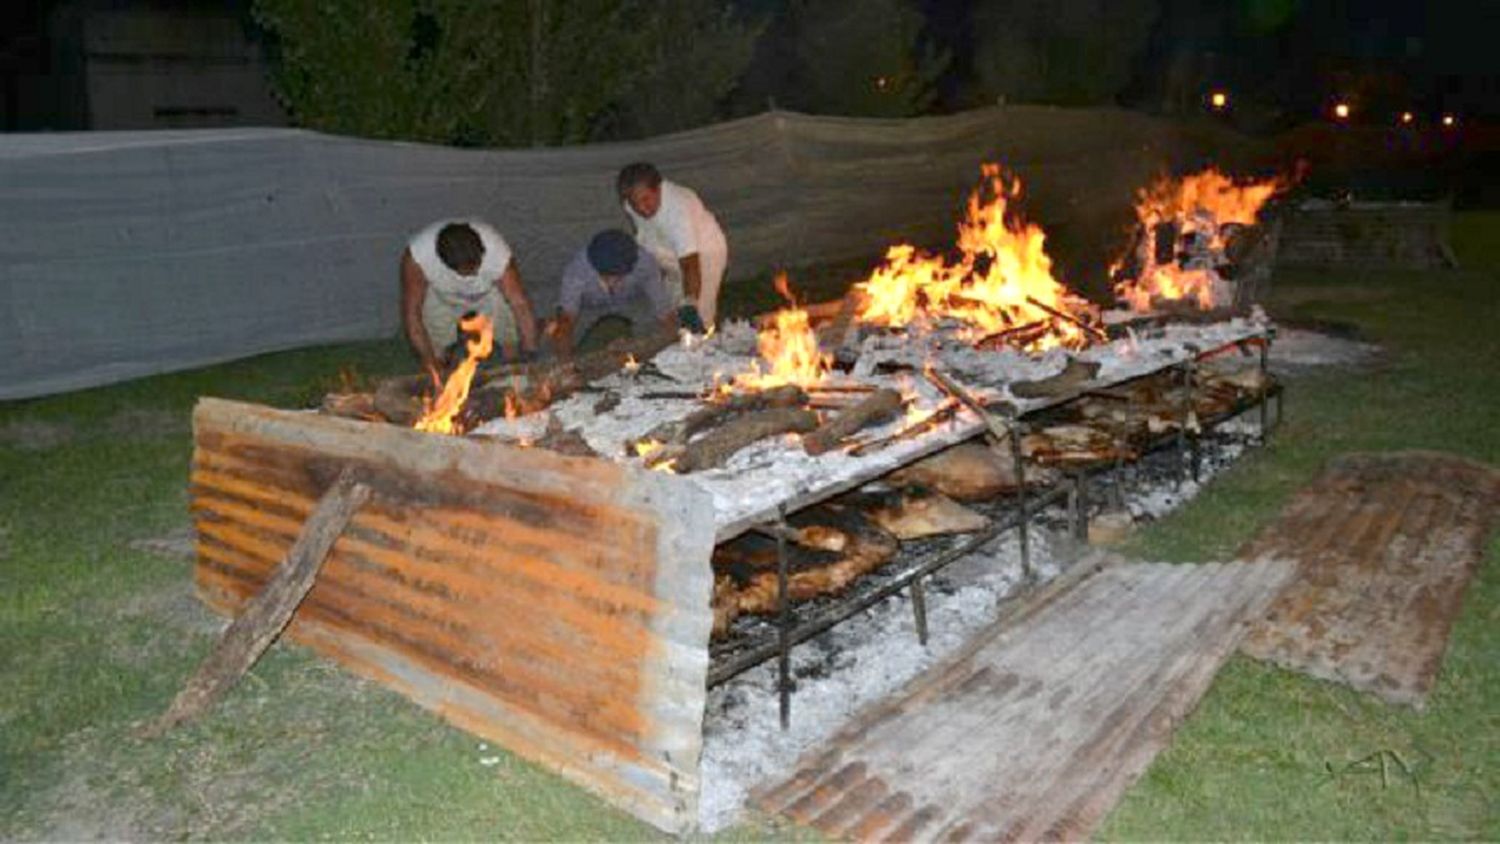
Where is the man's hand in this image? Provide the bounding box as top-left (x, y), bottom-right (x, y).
top-left (677, 303), bottom-right (706, 335)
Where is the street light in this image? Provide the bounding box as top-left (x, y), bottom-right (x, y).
top-left (1333, 101), bottom-right (1351, 121)
top-left (1209, 90), bottom-right (1228, 111)
top-left (1399, 110), bottom-right (1414, 125)
top-left (1441, 113), bottom-right (1457, 128)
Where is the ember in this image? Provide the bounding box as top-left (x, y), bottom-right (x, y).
top-left (854, 164), bottom-right (1096, 350)
top-left (1113, 167), bottom-right (1287, 312)
top-left (414, 313), bottom-right (493, 434)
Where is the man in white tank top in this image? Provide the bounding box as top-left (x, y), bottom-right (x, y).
top-left (401, 220), bottom-right (539, 382)
top-left (618, 162), bottom-right (729, 331)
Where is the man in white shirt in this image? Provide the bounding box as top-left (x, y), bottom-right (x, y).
top-left (400, 220), bottom-right (539, 383)
top-left (617, 162), bottom-right (729, 332)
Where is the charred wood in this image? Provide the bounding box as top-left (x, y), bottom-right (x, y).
top-left (802, 388), bottom-right (904, 456)
top-left (672, 406), bottom-right (820, 473)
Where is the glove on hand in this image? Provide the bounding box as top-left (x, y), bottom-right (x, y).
top-left (677, 304), bottom-right (706, 335)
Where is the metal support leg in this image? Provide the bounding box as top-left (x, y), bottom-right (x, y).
top-left (1109, 458), bottom-right (1126, 511)
top-left (1008, 419), bottom-right (1032, 579)
top-left (1257, 339), bottom-right (1270, 444)
top-left (910, 577), bottom-right (929, 646)
top-left (775, 504), bottom-right (792, 730)
top-left (1175, 363), bottom-right (1191, 486)
top-left (1069, 472), bottom-right (1088, 541)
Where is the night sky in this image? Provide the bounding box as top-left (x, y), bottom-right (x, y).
top-left (3, 0), bottom-right (1495, 124)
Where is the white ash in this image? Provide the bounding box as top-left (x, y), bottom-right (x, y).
top-left (1268, 327), bottom-right (1380, 372)
top-left (475, 313), bottom-right (1274, 538)
top-left (696, 410), bottom-right (1264, 832)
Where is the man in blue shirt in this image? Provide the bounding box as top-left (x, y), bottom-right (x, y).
top-left (548, 229), bottom-right (679, 357)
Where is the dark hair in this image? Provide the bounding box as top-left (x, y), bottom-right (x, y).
top-left (616, 162), bottom-right (662, 199)
top-left (436, 223), bottom-right (484, 272)
top-left (587, 228), bottom-right (639, 276)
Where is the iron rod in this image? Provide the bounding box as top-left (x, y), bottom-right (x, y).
top-left (1011, 418), bottom-right (1031, 579)
top-left (775, 503), bottom-right (791, 730)
top-left (911, 577), bottom-right (929, 646)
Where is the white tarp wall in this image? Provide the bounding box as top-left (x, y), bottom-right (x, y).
top-left (0, 106), bottom-right (1255, 399)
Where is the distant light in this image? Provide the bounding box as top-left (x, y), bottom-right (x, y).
top-left (1442, 113), bottom-right (1457, 128)
top-left (1333, 102), bottom-right (1351, 120)
top-left (874, 76), bottom-right (889, 91)
top-left (1209, 91), bottom-right (1229, 110)
top-left (1400, 111), bottom-right (1414, 125)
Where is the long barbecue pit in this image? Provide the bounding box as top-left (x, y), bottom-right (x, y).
top-left (189, 164), bottom-right (1288, 834)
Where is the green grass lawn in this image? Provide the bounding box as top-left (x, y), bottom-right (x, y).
top-left (2, 218), bottom-right (1497, 840)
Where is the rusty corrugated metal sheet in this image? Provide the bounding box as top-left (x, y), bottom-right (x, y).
top-left (189, 398), bottom-right (716, 834)
top-left (1240, 450), bottom-right (1500, 707)
top-left (755, 558), bottom-right (1296, 842)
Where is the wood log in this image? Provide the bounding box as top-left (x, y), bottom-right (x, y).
top-left (1009, 357), bottom-right (1102, 399)
top-left (320, 392), bottom-right (382, 421)
top-left (632, 384), bottom-right (806, 451)
top-left (846, 398), bottom-right (961, 457)
top-left (802, 388), bottom-right (904, 456)
top-left (819, 288), bottom-right (868, 353)
top-left (1023, 296), bottom-right (1108, 343)
top-left (974, 320), bottom-right (1047, 349)
top-left (924, 368), bottom-right (1014, 443)
top-left (140, 468), bottom-right (371, 737)
top-left (672, 406), bottom-right (819, 473)
top-left (532, 418), bottom-right (601, 458)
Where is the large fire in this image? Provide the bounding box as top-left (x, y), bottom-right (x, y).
top-left (414, 313), bottom-right (493, 435)
top-left (1114, 167), bottom-right (1285, 312)
top-left (735, 273), bottom-right (830, 390)
top-left (854, 164), bottom-right (1095, 350)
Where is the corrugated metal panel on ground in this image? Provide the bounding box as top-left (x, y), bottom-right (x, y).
top-left (1239, 450), bottom-right (1500, 707)
top-left (755, 556), bottom-right (1297, 842)
top-left (189, 397), bottom-right (716, 834)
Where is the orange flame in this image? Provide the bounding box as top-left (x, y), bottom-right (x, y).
top-left (735, 273), bottom-right (830, 390)
top-left (1114, 167), bottom-right (1286, 312)
top-left (854, 164), bottom-right (1094, 350)
top-left (414, 314), bottom-right (494, 435)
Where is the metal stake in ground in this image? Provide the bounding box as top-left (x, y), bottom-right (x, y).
top-left (138, 468), bottom-right (371, 737)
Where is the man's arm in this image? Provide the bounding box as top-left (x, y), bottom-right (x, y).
top-left (496, 260), bottom-right (539, 355)
top-left (400, 249), bottom-right (441, 384)
top-left (678, 252), bottom-right (703, 302)
top-left (675, 253), bottom-right (707, 332)
top-left (550, 310), bottom-right (577, 359)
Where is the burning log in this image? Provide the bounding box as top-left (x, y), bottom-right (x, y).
top-left (1009, 357), bottom-right (1102, 399)
top-left (802, 388), bottom-right (904, 456)
top-left (974, 320), bottom-right (1048, 349)
top-left (1024, 296), bottom-right (1109, 343)
top-left (371, 329), bottom-right (680, 429)
top-left (819, 288), bottom-right (869, 353)
top-left (672, 406), bottom-right (820, 473)
top-left (846, 399), bottom-right (962, 457)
